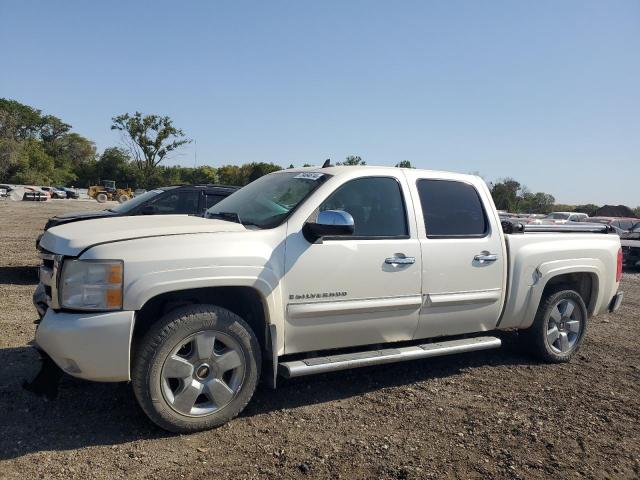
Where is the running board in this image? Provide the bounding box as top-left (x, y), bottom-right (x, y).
top-left (278, 336), bottom-right (502, 379)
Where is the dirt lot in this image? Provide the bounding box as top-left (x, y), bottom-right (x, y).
top-left (0, 199), bottom-right (639, 479)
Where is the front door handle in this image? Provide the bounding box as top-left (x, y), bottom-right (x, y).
top-left (474, 252), bottom-right (498, 264)
top-left (385, 256), bottom-right (416, 265)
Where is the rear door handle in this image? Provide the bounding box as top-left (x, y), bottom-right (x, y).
top-left (474, 252), bottom-right (498, 263)
top-left (385, 256), bottom-right (416, 265)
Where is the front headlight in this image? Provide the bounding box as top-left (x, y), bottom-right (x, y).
top-left (60, 260), bottom-right (123, 311)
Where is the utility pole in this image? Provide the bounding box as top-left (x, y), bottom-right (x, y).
top-left (193, 139), bottom-right (197, 168)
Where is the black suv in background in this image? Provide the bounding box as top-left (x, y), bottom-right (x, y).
top-left (44, 184), bottom-right (238, 230)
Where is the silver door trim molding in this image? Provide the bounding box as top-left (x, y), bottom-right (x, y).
top-left (425, 288), bottom-right (502, 307)
top-left (287, 295), bottom-right (423, 319)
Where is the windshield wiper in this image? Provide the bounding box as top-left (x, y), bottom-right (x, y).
top-left (208, 212), bottom-right (241, 223)
top-left (208, 211), bottom-right (261, 228)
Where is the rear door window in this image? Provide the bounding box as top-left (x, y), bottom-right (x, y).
top-left (149, 190), bottom-right (201, 214)
top-left (416, 179), bottom-right (488, 237)
top-left (205, 194), bottom-right (228, 209)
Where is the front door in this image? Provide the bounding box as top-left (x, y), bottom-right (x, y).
top-left (283, 175), bottom-right (422, 354)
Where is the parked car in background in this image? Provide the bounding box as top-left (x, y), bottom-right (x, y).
top-left (43, 184), bottom-right (238, 230)
top-left (0, 185), bottom-right (9, 198)
top-left (41, 187), bottom-right (68, 199)
top-left (531, 212), bottom-right (588, 225)
top-left (23, 187), bottom-right (48, 201)
top-left (133, 189), bottom-right (147, 197)
top-left (58, 187), bottom-right (80, 199)
top-left (587, 217), bottom-right (638, 233)
top-left (620, 222), bottom-right (640, 268)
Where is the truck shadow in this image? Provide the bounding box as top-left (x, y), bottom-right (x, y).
top-left (0, 266), bottom-right (39, 285)
top-left (0, 337), bottom-right (536, 460)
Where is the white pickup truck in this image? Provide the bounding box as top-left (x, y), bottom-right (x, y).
top-left (33, 166), bottom-right (624, 432)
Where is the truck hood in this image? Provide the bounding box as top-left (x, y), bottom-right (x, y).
top-left (39, 215), bottom-right (247, 256)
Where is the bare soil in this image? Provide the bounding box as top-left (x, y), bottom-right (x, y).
top-left (0, 199), bottom-right (639, 479)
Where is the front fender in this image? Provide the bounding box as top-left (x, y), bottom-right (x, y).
top-left (123, 265), bottom-right (284, 350)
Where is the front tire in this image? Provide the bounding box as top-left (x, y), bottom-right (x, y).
top-left (96, 192), bottom-right (108, 203)
top-left (132, 304), bottom-right (261, 433)
top-left (527, 289), bottom-right (588, 363)
top-left (117, 194), bottom-right (129, 203)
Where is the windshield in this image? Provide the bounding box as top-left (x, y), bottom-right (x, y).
top-left (206, 172), bottom-right (329, 228)
top-left (109, 189), bottom-right (166, 213)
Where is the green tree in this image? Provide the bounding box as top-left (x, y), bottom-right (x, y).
top-left (39, 115), bottom-right (71, 145)
top-left (490, 178), bottom-right (522, 211)
top-left (244, 162), bottom-right (282, 183)
top-left (91, 147), bottom-right (139, 188)
top-left (0, 138), bottom-right (22, 181)
top-left (520, 191), bottom-right (556, 214)
top-left (217, 165), bottom-right (244, 186)
top-left (395, 160), bottom-right (413, 168)
top-left (337, 155), bottom-right (365, 166)
top-left (9, 140), bottom-right (57, 185)
top-left (573, 204), bottom-right (599, 217)
top-left (187, 165), bottom-right (218, 184)
top-left (0, 98), bottom-right (43, 140)
top-left (111, 112), bottom-right (191, 177)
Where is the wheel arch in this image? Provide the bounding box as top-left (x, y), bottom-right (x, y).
top-left (514, 260), bottom-right (604, 330)
top-left (133, 286), bottom-right (270, 346)
top-left (540, 271), bottom-right (598, 315)
top-left (499, 259), bottom-right (606, 329)
top-left (131, 286), bottom-right (278, 385)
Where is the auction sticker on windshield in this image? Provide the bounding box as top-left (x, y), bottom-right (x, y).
top-left (294, 172), bottom-right (324, 180)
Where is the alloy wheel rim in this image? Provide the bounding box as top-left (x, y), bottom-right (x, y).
top-left (546, 298), bottom-right (582, 354)
top-left (161, 330), bottom-right (245, 417)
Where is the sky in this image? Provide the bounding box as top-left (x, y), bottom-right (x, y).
top-left (1, 1), bottom-right (638, 206)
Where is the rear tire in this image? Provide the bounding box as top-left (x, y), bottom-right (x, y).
top-left (526, 289), bottom-right (588, 363)
top-left (132, 304), bottom-right (261, 433)
top-left (96, 192), bottom-right (108, 203)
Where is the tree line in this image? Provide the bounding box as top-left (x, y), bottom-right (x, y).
top-left (0, 99), bottom-right (382, 189)
top-left (1, 98), bottom-right (636, 215)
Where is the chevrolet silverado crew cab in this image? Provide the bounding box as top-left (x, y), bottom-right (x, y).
top-left (32, 166), bottom-right (624, 433)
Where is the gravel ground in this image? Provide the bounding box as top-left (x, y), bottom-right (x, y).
top-left (0, 199), bottom-right (639, 479)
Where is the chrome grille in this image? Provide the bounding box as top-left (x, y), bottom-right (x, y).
top-left (37, 249), bottom-right (63, 309)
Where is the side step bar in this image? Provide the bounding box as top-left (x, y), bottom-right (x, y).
top-left (278, 336), bottom-right (501, 379)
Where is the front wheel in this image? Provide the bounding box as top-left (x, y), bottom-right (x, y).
top-left (132, 304), bottom-right (261, 433)
top-left (96, 192), bottom-right (108, 203)
top-left (526, 289), bottom-right (588, 363)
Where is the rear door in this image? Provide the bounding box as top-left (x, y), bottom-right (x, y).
top-left (203, 191), bottom-right (229, 214)
top-left (147, 189), bottom-right (202, 214)
top-left (406, 173), bottom-right (507, 339)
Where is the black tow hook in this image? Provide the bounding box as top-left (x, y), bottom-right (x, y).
top-left (22, 349), bottom-right (63, 400)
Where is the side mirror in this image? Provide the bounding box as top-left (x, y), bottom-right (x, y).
top-left (303, 210), bottom-right (354, 242)
top-left (140, 205), bottom-right (157, 215)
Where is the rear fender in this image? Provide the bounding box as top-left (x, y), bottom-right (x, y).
top-left (500, 258), bottom-right (603, 330)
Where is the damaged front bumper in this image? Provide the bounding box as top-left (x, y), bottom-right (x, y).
top-left (35, 308), bottom-right (135, 382)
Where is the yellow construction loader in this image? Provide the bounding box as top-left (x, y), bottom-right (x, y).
top-left (88, 180), bottom-right (133, 203)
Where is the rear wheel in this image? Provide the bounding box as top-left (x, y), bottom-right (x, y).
top-left (96, 192), bottom-right (108, 203)
top-left (132, 304), bottom-right (261, 433)
top-left (527, 289), bottom-right (587, 363)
